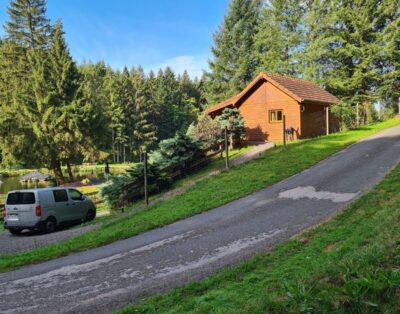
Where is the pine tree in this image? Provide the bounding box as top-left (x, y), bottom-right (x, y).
top-left (302, 0), bottom-right (399, 120)
top-left (79, 61), bottom-right (112, 161)
top-left (132, 80), bottom-right (157, 156)
top-left (107, 69), bottom-right (128, 163)
top-left (119, 67), bottom-right (135, 162)
top-left (48, 21), bottom-right (83, 180)
top-left (154, 68), bottom-right (177, 140)
top-left (254, 0), bottom-right (306, 75)
top-left (5, 0), bottom-right (51, 48)
top-left (205, 0), bottom-right (261, 104)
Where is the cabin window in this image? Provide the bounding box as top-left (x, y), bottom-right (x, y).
top-left (269, 110), bottom-right (283, 123)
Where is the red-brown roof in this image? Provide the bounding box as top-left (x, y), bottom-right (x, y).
top-left (205, 72), bottom-right (339, 115)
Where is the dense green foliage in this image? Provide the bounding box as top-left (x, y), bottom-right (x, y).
top-left (118, 157), bottom-right (400, 314)
top-left (205, 0), bottom-right (400, 123)
top-left (0, 0), bottom-right (398, 179)
top-left (101, 163), bottom-right (170, 208)
top-left (0, 117), bottom-right (398, 272)
top-left (188, 113), bottom-right (222, 148)
top-left (102, 132), bottom-right (203, 207)
top-left (254, 0), bottom-right (305, 76)
top-left (149, 133), bottom-right (203, 169)
top-left (0, 1), bottom-right (203, 179)
top-left (218, 108), bottom-right (246, 147)
top-left (205, 0), bottom-right (261, 104)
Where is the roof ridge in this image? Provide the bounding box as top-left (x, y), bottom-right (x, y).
top-left (205, 72), bottom-right (339, 115)
top-left (262, 72), bottom-right (317, 85)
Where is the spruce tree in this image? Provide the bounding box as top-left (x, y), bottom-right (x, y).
top-left (302, 0), bottom-right (399, 118)
top-left (154, 68), bottom-right (177, 140)
top-left (79, 62), bottom-right (112, 161)
top-left (205, 0), bottom-right (261, 104)
top-left (254, 0), bottom-right (306, 75)
top-left (5, 0), bottom-right (51, 48)
top-left (132, 81), bottom-right (157, 156)
top-left (48, 21), bottom-right (83, 180)
top-left (119, 67), bottom-right (135, 162)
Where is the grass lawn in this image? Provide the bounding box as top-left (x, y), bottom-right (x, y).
top-left (0, 117), bottom-right (399, 272)
top-left (117, 157), bottom-right (400, 314)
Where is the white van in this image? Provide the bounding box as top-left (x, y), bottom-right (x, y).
top-left (2, 188), bottom-right (96, 235)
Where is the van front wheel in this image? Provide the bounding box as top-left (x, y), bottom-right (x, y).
top-left (43, 217), bottom-right (56, 233)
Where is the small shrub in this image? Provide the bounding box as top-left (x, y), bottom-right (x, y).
top-left (188, 113), bottom-right (222, 148)
top-left (100, 163), bottom-right (170, 208)
top-left (218, 108), bottom-right (245, 147)
top-left (149, 132), bottom-right (203, 169)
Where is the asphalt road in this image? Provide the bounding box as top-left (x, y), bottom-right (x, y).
top-left (1, 125), bottom-right (400, 314)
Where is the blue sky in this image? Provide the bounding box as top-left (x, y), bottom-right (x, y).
top-left (0, 0), bottom-right (229, 78)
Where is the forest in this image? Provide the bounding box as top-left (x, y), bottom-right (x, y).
top-left (0, 0), bottom-right (399, 182)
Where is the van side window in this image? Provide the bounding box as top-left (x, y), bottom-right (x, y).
top-left (68, 189), bottom-right (83, 201)
top-left (53, 190), bottom-right (68, 202)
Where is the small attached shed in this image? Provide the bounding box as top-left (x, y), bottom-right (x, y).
top-left (205, 72), bottom-right (340, 142)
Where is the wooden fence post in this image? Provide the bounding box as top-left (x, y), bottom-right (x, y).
top-left (356, 103), bottom-right (359, 127)
top-left (224, 126), bottom-right (229, 169)
top-left (326, 106), bottom-right (329, 135)
top-left (144, 151), bottom-right (149, 206)
top-left (283, 115), bottom-right (286, 148)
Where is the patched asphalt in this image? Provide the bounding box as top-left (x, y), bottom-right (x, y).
top-left (1, 125), bottom-right (399, 313)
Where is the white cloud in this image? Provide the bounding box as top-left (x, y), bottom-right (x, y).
top-left (146, 55), bottom-right (209, 79)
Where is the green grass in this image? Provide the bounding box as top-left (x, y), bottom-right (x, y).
top-left (0, 117), bottom-right (399, 272)
top-left (117, 161), bottom-right (400, 314)
top-left (168, 144), bottom-right (254, 189)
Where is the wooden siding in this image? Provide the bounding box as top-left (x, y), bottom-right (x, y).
top-left (300, 102), bottom-right (340, 138)
top-left (300, 103), bottom-right (326, 137)
top-left (239, 80), bottom-right (301, 142)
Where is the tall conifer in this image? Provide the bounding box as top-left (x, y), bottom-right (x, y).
top-left (205, 0), bottom-right (261, 104)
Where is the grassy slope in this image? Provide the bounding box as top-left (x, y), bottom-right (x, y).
top-left (0, 117), bottom-right (399, 272)
top-left (118, 158), bottom-right (400, 314)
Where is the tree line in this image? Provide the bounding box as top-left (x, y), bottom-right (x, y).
top-left (0, 0), bottom-right (204, 182)
top-left (204, 0), bottom-right (399, 124)
top-left (0, 0), bottom-right (398, 182)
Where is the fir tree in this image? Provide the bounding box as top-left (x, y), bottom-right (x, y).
top-left (79, 61), bottom-right (112, 161)
top-left (205, 0), bottom-right (261, 104)
top-left (302, 0), bottom-right (399, 117)
top-left (5, 0), bottom-right (51, 48)
top-left (48, 21), bottom-right (83, 180)
top-left (254, 0), bottom-right (306, 75)
top-left (132, 81), bottom-right (157, 156)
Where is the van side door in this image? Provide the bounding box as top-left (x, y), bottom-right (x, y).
top-left (52, 189), bottom-right (70, 223)
top-left (68, 189), bottom-right (87, 220)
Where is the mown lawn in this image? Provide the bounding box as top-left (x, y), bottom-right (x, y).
top-left (117, 161), bottom-right (400, 314)
top-left (0, 117), bottom-right (398, 272)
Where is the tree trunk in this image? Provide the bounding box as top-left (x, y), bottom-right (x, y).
top-left (112, 130), bottom-right (116, 163)
top-left (50, 156), bottom-right (64, 185)
top-left (123, 146), bottom-right (126, 163)
top-left (117, 142), bottom-right (120, 163)
top-left (66, 162), bottom-right (74, 182)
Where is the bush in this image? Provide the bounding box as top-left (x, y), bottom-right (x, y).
top-left (188, 114), bottom-right (222, 148)
top-left (100, 163), bottom-right (170, 208)
top-left (149, 132), bottom-right (203, 169)
top-left (218, 108), bottom-right (245, 147)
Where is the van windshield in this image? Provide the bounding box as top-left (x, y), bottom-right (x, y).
top-left (6, 192), bottom-right (36, 205)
